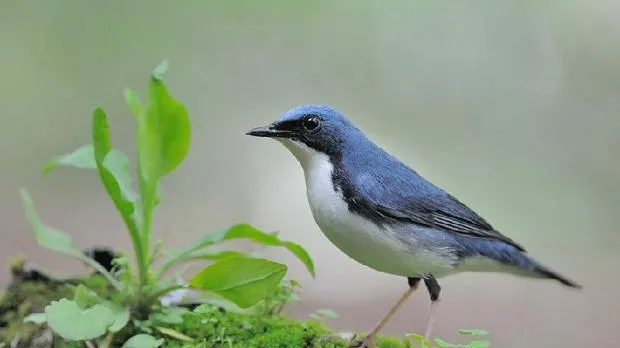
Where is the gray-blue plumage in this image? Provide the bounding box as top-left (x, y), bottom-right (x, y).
top-left (248, 104), bottom-right (580, 288)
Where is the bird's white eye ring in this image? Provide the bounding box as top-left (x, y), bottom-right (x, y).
top-left (303, 116), bottom-right (320, 131)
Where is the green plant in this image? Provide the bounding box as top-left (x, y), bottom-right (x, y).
top-left (407, 329), bottom-right (490, 348)
top-left (19, 60), bottom-right (314, 346)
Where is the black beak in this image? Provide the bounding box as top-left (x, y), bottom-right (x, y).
top-left (245, 125), bottom-right (293, 138)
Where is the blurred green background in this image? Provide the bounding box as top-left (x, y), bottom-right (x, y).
top-left (0, 1), bottom-right (617, 347)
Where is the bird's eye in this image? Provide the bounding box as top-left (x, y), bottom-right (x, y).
top-left (302, 116), bottom-right (320, 131)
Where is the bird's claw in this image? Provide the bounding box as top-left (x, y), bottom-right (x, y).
top-left (349, 334), bottom-right (376, 348)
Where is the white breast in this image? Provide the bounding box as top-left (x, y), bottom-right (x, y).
top-left (277, 139), bottom-right (452, 277)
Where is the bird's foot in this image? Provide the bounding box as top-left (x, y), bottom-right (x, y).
top-left (349, 334), bottom-right (376, 348)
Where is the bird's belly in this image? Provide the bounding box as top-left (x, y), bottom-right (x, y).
top-left (307, 193), bottom-right (448, 277)
top-left (300, 150), bottom-right (453, 277)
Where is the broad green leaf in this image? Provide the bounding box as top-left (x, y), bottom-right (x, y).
top-left (42, 145), bottom-right (96, 174)
top-left (124, 88), bottom-right (143, 118)
top-left (167, 224), bottom-right (314, 277)
top-left (143, 60), bottom-right (191, 177)
top-left (23, 313), bottom-right (47, 324)
top-left (92, 108), bottom-right (144, 273)
top-left (459, 329), bottom-right (490, 337)
top-left (135, 61), bottom-right (189, 269)
top-left (45, 299), bottom-right (115, 341)
top-left (121, 334), bottom-right (164, 348)
top-left (107, 304), bottom-right (131, 333)
top-left (155, 326), bottom-right (194, 342)
top-left (189, 256), bottom-right (287, 308)
top-left (20, 189), bottom-right (81, 257)
top-left (72, 284), bottom-right (130, 332)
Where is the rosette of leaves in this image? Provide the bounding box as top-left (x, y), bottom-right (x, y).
top-left (19, 61), bottom-right (314, 346)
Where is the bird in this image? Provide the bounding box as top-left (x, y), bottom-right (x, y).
top-left (246, 104), bottom-right (582, 348)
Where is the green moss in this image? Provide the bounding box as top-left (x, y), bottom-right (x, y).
top-left (157, 304), bottom-right (411, 348)
top-left (1, 273), bottom-right (412, 348)
top-left (0, 274), bottom-right (114, 347)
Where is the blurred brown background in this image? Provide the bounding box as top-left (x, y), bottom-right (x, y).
top-left (0, 1), bottom-right (618, 347)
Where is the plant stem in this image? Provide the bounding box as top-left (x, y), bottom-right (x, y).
top-left (80, 255), bottom-right (122, 291)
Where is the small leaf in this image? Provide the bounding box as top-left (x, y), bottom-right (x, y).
top-left (23, 313), bottom-right (47, 324)
top-left (433, 338), bottom-right (460, 347)
top-left (315, 308), bottom-right (338, 318)
top-left (74, 284), bottom-right (105, 308)
top-left (45, 299), bottom-right (115, 340)
top-left (459, 329), bottom-right (490, 337)
top-left (151, 59), bottom-right (170, 80)
top-left (121, 334), bottom-right (164, 348)
top-left (155, 326), bottom-right (194, 342)
top-left (172, 224), bottom-right (314, 277)
top-left (406, 333), bottom-right (432, 347)
top-left (20, 189), bottom-right (81, 257)
top-left (124, 88), bottom-right (143, 118)
top-left (42, 145), bottom-right (96, 174)
top-left (466, 341), bottom-right (490, 348)
top-left (72, 285), bottom-right (129, 332)
top-left (189, 256), bottom-right (287, 308)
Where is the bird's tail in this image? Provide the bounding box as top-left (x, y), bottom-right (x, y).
top-left (501, 250), bottom-right (582, 289)
top-left (530, 262), bottom-right (582, 289)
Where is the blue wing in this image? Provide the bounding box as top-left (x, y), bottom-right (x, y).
top-left (340, 147), bottom-right (525, 251)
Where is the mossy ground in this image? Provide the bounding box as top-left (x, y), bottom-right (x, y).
top-left (0, 268), bottom-right (412, 348)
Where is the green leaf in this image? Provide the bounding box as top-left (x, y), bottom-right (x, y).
top-left (92, 108), bottom-right (140, 227)
top-left (459, 329), bottom-right (490, 337)
top-left (121, 334), bottom-right (164, 348)
top-left (165, 224), bottom-right (314, 277)
top-left (73, 284), bottom-right (130, 332)
top-left (155, 326), bottom-right (194, 342)
top-left (20, 189), bottom-right (81, 257)
top-left (45, 299), bottom-right (116, 341)
top-left (433, 338), bottom-right (460, 347)
top-left (143, 61), bottom-right (191, 177)
top-left (124, 88), bottom-right (143, 118)
top-left (23, 313), bottom-right (47, 324)
top-left (188, 256), bottom-right (287, 308)
top-left (92, 107), bottom-right (145, 280)
top-left (42, 144), bottom-right (96, 174)
top-left (151, 59), bottom-right (169, 80)
top-left (107, 304), bottom-right (131, 333)
top-left (20, 188), bottom-right (122, 289)
top-left (466, 341), bottom-right (490, 348)
top-left (315, 308), bottom-right (338, 318)
top-left (73, 284), bottom-right (105, 308)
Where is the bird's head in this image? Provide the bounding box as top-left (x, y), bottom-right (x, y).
top-left (246, 104), bottom-right (359, 167)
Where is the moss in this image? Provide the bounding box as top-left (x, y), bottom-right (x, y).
top-left (0, 273), bottom-right (115, 347)
top-left (158, 305), bottom-right (411, 348)
top-left (1, 272), bottom-right (412, 348)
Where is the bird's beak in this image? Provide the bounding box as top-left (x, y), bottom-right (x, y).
top-left (245, 125), bottom-right (293, 138)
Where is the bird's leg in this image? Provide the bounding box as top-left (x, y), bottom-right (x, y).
top-left (350, 278), bottom-right (420, 348)
top-left (423, 275), bottom-right (442, 341)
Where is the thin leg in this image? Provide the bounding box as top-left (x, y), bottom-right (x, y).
top-left (350, 278), bottom-right (420, 348)
top-left (423, 275), bottom-right (441, 341)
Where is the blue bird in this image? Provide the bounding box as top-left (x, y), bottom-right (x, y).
top-left (246, 104), bottom-right (581, 348)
